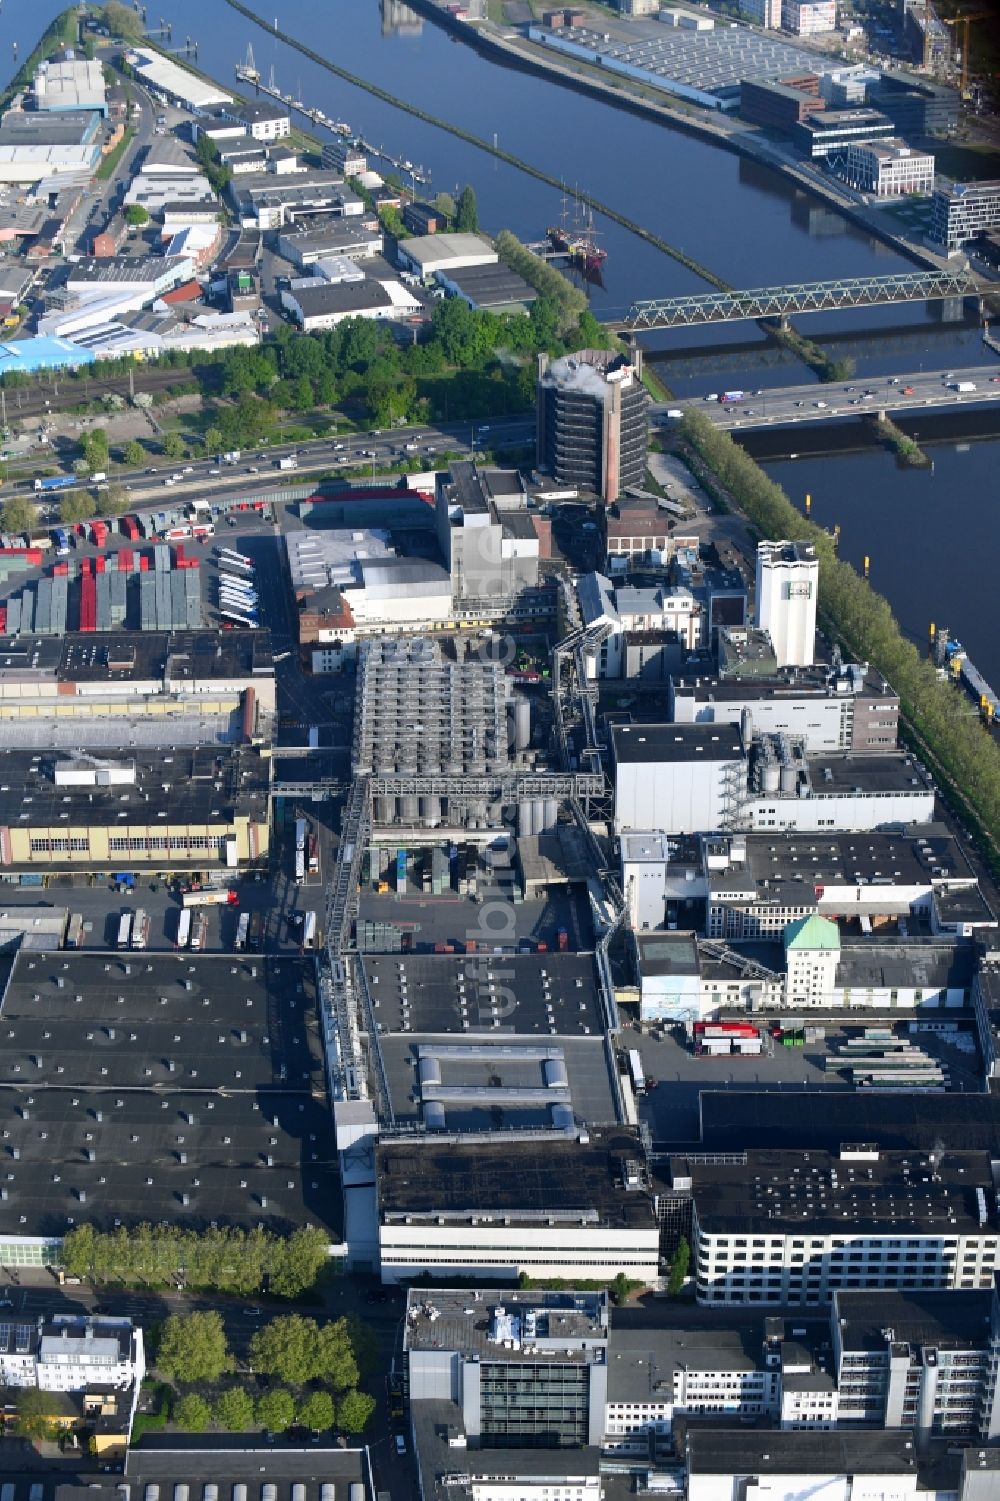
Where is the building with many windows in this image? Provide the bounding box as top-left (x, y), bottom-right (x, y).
top-left (667, 1144), bottom-right (1000, 1306)
top-left (930, 180), bottom-right (1000, 251)
top-left (536, 348), bottom-right (648, 502)
top-left (842, 139), bottom-right (935, 197)
top-left (781, 0), bottom-right (836, 35)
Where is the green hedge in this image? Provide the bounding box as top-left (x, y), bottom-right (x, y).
top-left (681, 407), bottom-right (1000, 847)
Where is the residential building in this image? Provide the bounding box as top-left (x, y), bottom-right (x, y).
top-left (0, 1314), bottom-right (143, 1394)
top-left (842, 139), bottom-right (935, 197)
top-left (224, 98), bottom-right (291, 140)
top-left (930, 180), bottom-right (1000, 252)
top-left (667, 1145), bottom-right (1000, 1306)
top-left (755, 540), bottom-right (818, 668)
top-left (537, 348), bottom-right (648, 503)
top-left (782, 0), bottom-right (836, 34)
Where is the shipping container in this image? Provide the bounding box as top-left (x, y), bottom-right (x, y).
top-left (130, 909), bottom-right (150, 950)
top-left (117, 912), bottom-right (133, 950)
top-left (302, 911), bottom-right (317, 949)
top-left (176, 909), bottom-right (192, 948)
top-left (234, 912), bottom-right (250, 951)
top-left (627, 1048), bottom-right (645, 1094)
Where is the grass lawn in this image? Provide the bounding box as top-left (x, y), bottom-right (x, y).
top-left (97, 128), bottom-right (135, 182)
top-left (929, 139), bottom-right (1000, 184)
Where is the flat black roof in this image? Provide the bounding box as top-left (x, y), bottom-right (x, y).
top-left (360, 952), bottom-right (605, 1036)
top-left (0, 744), bottom-right (269, 826)
top-left (378, 1129), bottom-right (654, 1229)
top-left (833, 1288), bottom-right (994, 1352)
top-left (686, 1428), bottom-right (918, 1476)
top-left (0, 630), bottom-right (273, 685)
top-left (231, 99), bottom-right (290, 122)
top-left (612, 723), bottom-right (743, 765)
top-left (291, 280), bottom-right (392, 317)
top-left (439, 263), bottom-right (538, 306)
top-left (0, 952), bottom-right (340, 1241)
top-left (699, 1092), bottom-right (1000, 1155)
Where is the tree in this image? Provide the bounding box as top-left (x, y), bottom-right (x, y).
top-left (214, 1386), bottom-right (256, 1431)
top-left (2, 495), bottom-right (37, 536)
top-left (336, 1388), bottom-right (375, 1434)
top-left (102, 0), bottom-right (144, 37)
top-left (157, 1311), bottom-right (233, 1385)
top-left (611, 1272), bottom-right (633, 1306)
top-left (434, 191), bottom-right (456, 225)
top-left (14, 1386), bottom-right (59, 1443)
top-left (204, 426), bottom-right (224, 455)
top-left (82, 427), bottom-right (110, 472)
top-left (98, 482), bottom-right (130, 518)
top-left (343, 1315), bottom-right (378, 1384)
top-left (270, 1226), bottom-right (331, 1299)
top-left (298, 1389), bottom-right (335, 1433)
top-left (125, 204), bottom-right (149, 227)
top-left (173, 1392), bottom-right (212, 1432)
top-left (667, 1236), bottom-right (691, 1296)
top-left (250, 1315), bottom-right (359, 1391)
top-left (162, 432), bottom-right (186, 461)
top-left (256, 1387), bottom-right (295, 1434)
top-left (59, 492), bottom-right (93, 525)
top-left (122, 439), bottom-right (145, 467)
top-left (455, 184), bottom-right (478, 233)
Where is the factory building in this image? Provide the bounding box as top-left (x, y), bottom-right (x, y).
top-left (536, 348), bottom-right (648, 502)
top-left (578, 573), bottom-right (707, 681)
top-left (685, 1430), bottom-right (941, 1501)
top-left (668, 661), bottom-right (900, 753)
top-left (755, 540), bottom-right (818, 668)
top-left (744, 740), bottom-right (936, 832)
top-left (664, 1145), bottom-right (1000, 1306)
top-left (611, 724), bottom-right (746, 835)
top-left (436, 461), bottom-right (544, 606)
top-left (0, 745), bottom-right (270, 874)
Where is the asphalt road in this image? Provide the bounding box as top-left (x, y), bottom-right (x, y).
top-left (691, 364), bottom-right (1000, 430)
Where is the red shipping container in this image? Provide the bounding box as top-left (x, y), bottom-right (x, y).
top-left (95, 556), bottom-right (106, 574)
top-left (139, 555), bottom-right (149, 572)
top-left (118, 549), bottom-right (132, 572)
top-left (52, 562), bottom-right (69, 577)
top-left (91, 521), bottom-right (107, 546)
top-left (0, 606), bottom-right (6, 632)
top-left (121, 516), bottom-right (139, 541)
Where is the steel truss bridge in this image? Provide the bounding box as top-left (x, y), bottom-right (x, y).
top-left (620, 269), bottom-right (984, 331)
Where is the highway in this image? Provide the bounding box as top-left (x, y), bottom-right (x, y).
top-left (688, 365), bottom-right (1000, 430)
top-left (10, 414), bottom-right (536, 507)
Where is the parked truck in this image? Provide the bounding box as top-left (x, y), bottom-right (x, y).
top-left (275, 454), bottom-right (298, 470)
top-left (65, 913), bottom-right (85, 949)
top-left (117, 912), bottom-right (133, 950)
top-left (181, 887), bottom-right (239, 909)
top-left (130, 908), bottom-right (150, 950)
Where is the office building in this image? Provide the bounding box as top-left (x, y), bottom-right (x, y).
top-left (739, 0), bottom-right (782, 27)
top-left (755, 540), bottom-right (818, 667)
top-left (224, 98), bottom-right (291, 140)
top-left (601, 497), bottom-right (699, 568)
top-left (321, 140), bottom-right (367, 175)
top-left (666, 1145), bottom-right (1000, 1306)
top-left (791, 109), bottom-right (896, 159)
top-left (611, 724), bottom-right (746, 835)
top-left (537, 349), bottom-right (648, 503)
top-left (668, 661), bottom-right (900, 754)
top-left (842, 139), bottom-right (935, 197)
top-left (782, 0), bottom-right (836, 33)
top-left (405, 1289), bottom-right (610, 1447)
top-left (377, 1131), bottom-right (660, 1284)
top-left (740, 75), bottom-right (825, 129)
top-left (871, 73), bottom-right (959, 136)
top-left (930, 180), bottom-right (1000, 252)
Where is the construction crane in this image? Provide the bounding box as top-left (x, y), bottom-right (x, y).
top-left (941, 10), bottom-right (988, 95)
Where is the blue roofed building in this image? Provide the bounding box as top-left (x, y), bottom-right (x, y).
top-left (0, 335), bottom-right (96, 376)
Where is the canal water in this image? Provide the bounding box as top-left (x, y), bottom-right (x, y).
top-left (3, 2), bottom-right (997, 683)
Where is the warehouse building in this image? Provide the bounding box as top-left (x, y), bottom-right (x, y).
top-left (395, 231), bottom-right (498, 279)
top-left (665, 1145), bottom-right (1000, 1305)
top-left (0, 952), bottom-right (339, 1267)
top-left (124, 47), bottom-right (232, 110)
top-left (33, 57), bottom-right (107, 116)
top-left (537, 348), bottom-right (648, 503)
top-left (685, 1430), bottom-right (940, 1501)
top-left (280, 275), bottom-right (420, 331)
top-left (0, 744), bottom-right (270, 874)
top-left (277, 223), bottom-right (383, 265)
top-left (433, 261), bottom-right (538, 315)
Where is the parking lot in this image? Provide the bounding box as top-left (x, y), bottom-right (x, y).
top-left (628, 1016), bottom-right (984, 1145)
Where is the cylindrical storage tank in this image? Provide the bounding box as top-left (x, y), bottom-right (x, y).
top-left (518, 802), bottom-right (533, 838)
top-left (418, 1056), bottom-right (441, 1088)
top-left (419, 796), bottom-right (441, 826)
top-left (487, 802), bottom-right (502, 825)
top-left (761, 762), bottom-right (780, 795)
top-left (174, 1488), bottom-right (190, 1501)
top-left (542, 798), bottom-right (559, 832)
top-left (349, 1485), bottom-right (366, 1501)
top-left (292, 1487), bottom-right (307, 1501)
top-left (423, 1100), bottom-right (446, 1130)
top-left (262, 1487), bottom-right (277, 1501)
top-left (779, 761), bottom-right (797, 794)
top-left (203, 1488), bottom-right (218, 1501)
top-left (543, 1058), bottom-right (569, 1089)
top-left (551, 1104), bottom-right (575, 1131)
top-left (145, 1490), bottom-right (160, 1501)
top-left (322, 1489), bottom-right (337, 1501)
top-left (531, 799), bottom-right (545, 836)
top-left (514, 697), bottom-right (531, 751)
top-left (399, 795), bottom-right (419, 823)
top-left (232, 1488), bottom-right (247, 1501)
top-left (375, 797), bottom-right (395, 826)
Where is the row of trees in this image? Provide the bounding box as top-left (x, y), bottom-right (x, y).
top-left (681, 407), bottom-right (1000, 846)
top-left (156, 1311), bottom-right (375, 1435)
top-left (61, 1223), bottom-right (331, 1298)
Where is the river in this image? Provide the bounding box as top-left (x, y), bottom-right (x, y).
top-left (2, 2), bottom-right (997, 682)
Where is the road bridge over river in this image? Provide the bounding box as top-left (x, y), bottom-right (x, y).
top-left (673, 364), bottom-right (1000, 430)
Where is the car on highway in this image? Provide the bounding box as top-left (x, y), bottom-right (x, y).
top-left (395, 1435), bottom-right (407, 1456)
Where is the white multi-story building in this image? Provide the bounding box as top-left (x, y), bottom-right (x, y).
top-left (0, 1315), bottom-right (144, 1393)
top-left (843, 140), bottom-right (935, 198)
top-left (755, 540), bottom-right (818, 668)
top-left (670, 1145), bottom-right (1000, 1307)
top-left (783, 914), bottom-right (841, 1005)
top-left (782, 0), bottom-right (837, 33)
